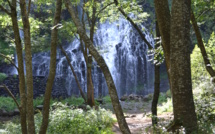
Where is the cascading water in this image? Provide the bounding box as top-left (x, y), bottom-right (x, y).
top-left (13, 18), bottom-right (154, 97)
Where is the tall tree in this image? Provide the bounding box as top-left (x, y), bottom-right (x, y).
top-left (154, 0), bottom-right (171, 88)
top-left (39, 0), bottom-right (62, 133)
top-left (0, 0), bottom-right (28, 133)
top-left (19, 0), bottom-right (36, 133)
top-left (169, 0), bottom-right (197, 133)
top-left (151, 21), bottom-right (160, 126)
top-left (64, 0), bottom-right (130, 133)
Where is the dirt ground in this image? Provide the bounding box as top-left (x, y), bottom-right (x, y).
top-left (111, 101), bottom-right (173, 134)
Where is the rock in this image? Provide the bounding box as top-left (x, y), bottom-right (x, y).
top-left (14, 109), bottom-right (20, 115)
top-left (95, 99), bottom-right (103, 104)
top-left (120, 95), bottom-right (128, 101)
top-left (36, 105), bottom-right (43, 111)
top-left (130, 115), bottom-right (136, 118)
top-left (0, 109), bottom-right (8, 116)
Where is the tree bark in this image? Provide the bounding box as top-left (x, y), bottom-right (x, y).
top-left (191, 10), bottom-right (215, 77)
top-left (10, 0), bottom-right (27, 133)
top-left (64, 0), bottom-right (130, 133)
top-left (170, 0), bottom-right (197, 133)
top-left (154, 0), bottom-right (171, 89)
top-left (86, 2), bottom-right (96, 107)
top-left (151, 21), bottom-right (160, 126)
top-left (39, 0), bottom-right (62, 134)
top-left (19, 0), bottom-right (35, 133)
top-left (59, 44), bottom-right (87, 102)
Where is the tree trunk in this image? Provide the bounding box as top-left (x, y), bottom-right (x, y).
top-left (87, 55), bottom-right (95, 107)
top-left (86, 3), bottom-right (96, 107)
top-left (170, 0), bottom-right (197, 133)
top-left (154, 0), bottom-right (171, 90)
top-left (19, 0), bottom-right (35, 133)
top-left (59, 44), bottom-right (87, 102)
top-left (151, 21), bottom-right (160, 126)
top-left (10, 0), bottom-right (27, 133)
top-left (191, 10), bottom-right (215, 77)
top-left (39, 0), bottom-right (62, 134)
top-left (64, 0), bottom-right (131, 133)
top-left (114, 0), bottom-right (153, 49)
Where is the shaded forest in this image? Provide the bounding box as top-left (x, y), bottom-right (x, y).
top-left (0, 0), bottom-right (215, 133)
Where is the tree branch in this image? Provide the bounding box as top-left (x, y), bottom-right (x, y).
top-left (27, 0), bottom-right (31, 17)
top-left (113, 0), bottom-right (153, 49)
top-left (96, 2), bottom-right (115, 17)
top-left (0, 5), bottom-right (11, 15)
top-left (0, 84), bottom-right (20, 110)
top-left (0, 53), bottom-right (18, 71)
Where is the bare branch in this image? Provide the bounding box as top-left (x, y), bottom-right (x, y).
top-left (0, 5), bottom-right (11, 15)
top-left (96, 2), bottom-right (115, 17)
top-left (27, 0), bottom-right (31, 17)
top-left (0, 53), bottom-right (18, 71)
top-left (0, 84), bottom-right (20, 110)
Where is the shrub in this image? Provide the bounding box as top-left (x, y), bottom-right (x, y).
top-left (0, 97), bottom-right (18, 112)
top-left (0, 73), bottom-right (7, 82)
top-left (2, 102), bottom-right (116, 134)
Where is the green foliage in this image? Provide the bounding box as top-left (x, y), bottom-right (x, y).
top-left (2, 103), bottom-right (116, 134)
top-left (103, 95), bottom-right (112, 103)
top-left (0, 97), bottom-right (17, 112)
top-left (158, 93), bottom-right (167, 104)
top-left (60, 96), bottom-right (85, 106)
top-left (194, 79), bottom-right (215, 133)
top-left (157, 98), bottom-right (173, 114)
top-left (191, 32), bottom-right (215, 87)
top-left (0, 73), bottom-right (7, 82)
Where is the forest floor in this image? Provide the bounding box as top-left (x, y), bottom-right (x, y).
top-left (109, 100), bottom-right (173, 134)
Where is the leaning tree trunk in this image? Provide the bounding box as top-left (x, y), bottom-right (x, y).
top-left (170, 0), bottom-right (197, 133)
top-left (39, 0), bottom-right (62, 134)
top-left (64, 0), bottom-right (131, 133)
top-left (59, 44), bottom-right (87, 102)
top-left (191, 10), bottom-right (215, 77)
top-left (154, 0), bottom-right (171, 90)
top-left (19, 0), bottom-right (35, 133)
top-left (10, 0), bottom-right (27, 133)
top-left (151, 21), bottom-right (160, 126)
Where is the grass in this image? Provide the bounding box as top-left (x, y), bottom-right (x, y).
top-left (0, 96), bottom-right (87, 112)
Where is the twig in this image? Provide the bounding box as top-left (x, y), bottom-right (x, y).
top-left (0, 53), bottom-right (18, 71)
top-left (96, 2), bottom-right (115, 17)
top-left (0, 4), bottom-right (11, 15)
top-left (0, 84), bottom-right (20, 111)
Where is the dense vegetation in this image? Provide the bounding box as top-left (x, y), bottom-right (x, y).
top-left (0, 0), bottom-right (215, 133)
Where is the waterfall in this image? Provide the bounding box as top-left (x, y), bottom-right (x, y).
top-left (13, 18), bottom-right (154, 97)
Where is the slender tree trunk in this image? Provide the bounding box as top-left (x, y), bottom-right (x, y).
top-left (19, 0), bottom-right (35, 133)
top-left (59, 44), bottom-right (87, 102)
top-left (39, 0), bottom-right (62, 134)
top-left (113, 0), bottom-right (153, 49)
top-left (87, 55), bottom-right (95, 106)
top-left (170, 0), bottom-right (197, 133)
top-left (191, 10), bottom-right (215, 77)
top-left (151, 22), bottom-right (160, 126)
top-left (86, 2), bottom-right (96, 107)
top-left (10, 0), bottom-right (27, 133)
top-left (64, 0), bottom-right (130, 133)
top-left (154, 0), bottom-right (171, 90)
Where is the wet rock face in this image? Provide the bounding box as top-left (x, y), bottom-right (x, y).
top-left (0, 75), bottom-right (68, 98)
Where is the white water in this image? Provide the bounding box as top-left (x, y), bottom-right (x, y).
top-left (12, 18), bottom-right (154, 97)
